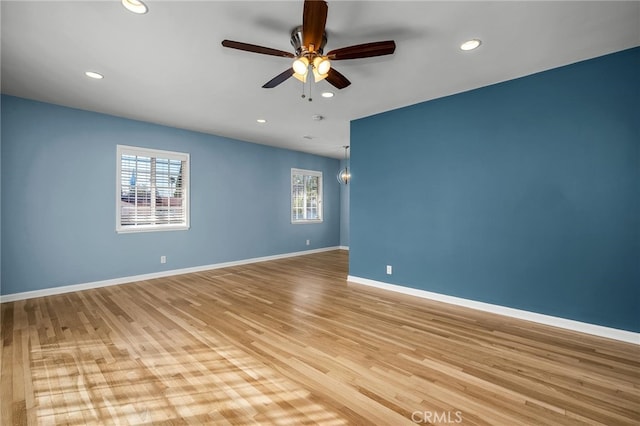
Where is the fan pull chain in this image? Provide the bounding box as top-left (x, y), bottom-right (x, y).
top-left (300, 75), bottom-right (313, 101)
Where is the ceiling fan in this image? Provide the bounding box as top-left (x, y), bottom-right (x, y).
top-left (221, 0), bottom-right (396, 90)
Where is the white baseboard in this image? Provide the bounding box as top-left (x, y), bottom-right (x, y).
top-left (0, 246), bottom-right (341, 303)
top-left (347, 275), bottom-right (639, 345)
top-left (338, 246), bottom-right (349, 251)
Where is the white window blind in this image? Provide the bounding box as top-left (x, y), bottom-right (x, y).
top-left (291, 168), bottom-right (323, 223)
top-left (116, 145), bottom-right (190, 233)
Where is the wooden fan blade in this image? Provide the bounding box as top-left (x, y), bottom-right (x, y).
top-left (262, 68), bottom-right (295, 88)
top-left (222, 40), bottom-right (294, 58)
top-left (302, 0), bottom-right (328, 53)
top-left (327, 40), bottom-right (396, 60)
top-left (325, 68), bottom-right (351, 89)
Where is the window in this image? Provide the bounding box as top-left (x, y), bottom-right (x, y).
top-left (116, 145), bottom-right (189, 233)
top-left (291, 168), bottom-right (323, 223)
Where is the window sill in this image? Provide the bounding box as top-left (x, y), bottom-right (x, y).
top-left (116, 225), bottom-right (190, 234)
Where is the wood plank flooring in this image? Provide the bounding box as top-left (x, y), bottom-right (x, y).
top-left (1, 250), bottom-right (639, 425)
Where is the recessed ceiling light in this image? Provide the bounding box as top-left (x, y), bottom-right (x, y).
top-left (256, 119), bottom-right (267, 124)
top-left (460, 39), bottom-right (482, 51)
top-left (85, 71), bottom-right (104, 79)
top-left (321, 91), bottom-right (334, 98)
top-left (122, 0), bottom-right (148, 14)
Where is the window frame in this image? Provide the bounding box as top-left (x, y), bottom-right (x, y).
top-left (291, 168), bottom-right (323, 224)
top-left (116, 145), bottom-right (190, 233)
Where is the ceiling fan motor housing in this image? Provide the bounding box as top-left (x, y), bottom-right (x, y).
top-left (291, 25), bottom-right (327, 57)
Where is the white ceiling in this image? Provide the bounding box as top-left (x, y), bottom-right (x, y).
top-left (2, 1), bottom-right (639, 159)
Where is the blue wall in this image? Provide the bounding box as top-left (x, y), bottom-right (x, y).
top-left (350, 48), bottom-right (639, 332)
top-left (1, 96), bottom-right (340, 295)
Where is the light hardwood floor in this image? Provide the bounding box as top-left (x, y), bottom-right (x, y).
top-left (1, 250), bottom-right (639, 425)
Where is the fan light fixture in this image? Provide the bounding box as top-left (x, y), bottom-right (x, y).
top-left (292, 57), bottom-right (309, 82)
top-left (337, 145), bottom-right (350, 185)
top-left (312, 56), bottom-right (330, 82)
top-left (292, 57), bottom-right (309, 75)
top-left (293, 55), bottom-right (331, 83)
top-left (314, 56), bottom-right (331, 74)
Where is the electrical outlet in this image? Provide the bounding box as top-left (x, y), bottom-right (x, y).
top-left (161, 255), bottom-right (167, 264)
top-left (306, 239), bottom-right (310, 246)
top-left (386, 265), bottom-right (392, 275)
